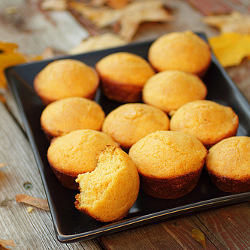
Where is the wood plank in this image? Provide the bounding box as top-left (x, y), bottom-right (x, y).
top-left (99, 216), bottom-right (222, 249)
top-left (1, 0), bottom-right (249, 248)
top-left (184, 0), bottom-right (233, 15)
top-left (184, 0), bottom-right (250, 15)
top-left (226, 59), bottom-right (250, 102)
top-left (100, 202), bottom-right (250, 250)
top-left (195, 202), bottom-right (250, 249)
top-left (0, 102), bottom-right (102, 249)
top-left (0, 0), bottom-right (89, 55)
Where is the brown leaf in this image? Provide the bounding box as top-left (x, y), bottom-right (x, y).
top-left (41, 47), bottom-right (56, 59)
top-left (68, 0), bottom-right (173, 41)
top-left (68, 2), bottom-right (121, 29)
top-left (68, 33), bottom-right (128, 54)
top-left (0, 163), bottom-right (7, 168)
top-left (15, 194), bottom-right (50, 211)
top-left (118, 0), bottom-right (173, 41)
top-left (41, 0), bottom-right (67, 11)
top-left (0, 238), bottom-right (17, 248)
top-left (105, 0), bottom-right (131, 9)
top-left (84, 0), bottom-right (131, 9)
top-left (0, 93), bottom-right (6, 105)
top-left (191, 228), bottom-right (206, 248)
top-left (202, 11), bottom-right (250, 34)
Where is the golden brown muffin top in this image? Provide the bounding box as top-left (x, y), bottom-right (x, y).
top-left (142, 70), bottom-right (207, 114)
top-left (41, 97), bottom-right (105, 138)
top-left (75, 146), bottom-right (140, 222)
top-left (206, 136), bottom-right (250, 179)
top-left (129, 131), bottom-right (207, 178)
top-left (34, 59), bottom-right (99, 104)
top-left (170, 100), bottom-right (239, 147)
top-left (96, 52), bottom-right (155, 86)
top-left (102, 103), bottom-right (170, 149)
top-left (148, 31), bottom-right (211, 76)
top-left (47, 129), bottom-right (118, 176)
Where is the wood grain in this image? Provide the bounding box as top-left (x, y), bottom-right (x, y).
top-left (195, 203), bottom-right (250, 249)
top-left (0, 0), bottom-right (249, 249)
top-left (0, 102), bottom-right (102, 249)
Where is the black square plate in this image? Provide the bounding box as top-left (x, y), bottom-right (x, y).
top-left (5, 33), bottom-right (250, 243)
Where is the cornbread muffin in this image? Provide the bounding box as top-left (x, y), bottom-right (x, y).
top-left (102, 103), bottom-right (170, 150)
top-left (75, 146), bottom-right (140, 222)
top-left (47, 129), bottom-right (118, 189)
top-left (41, 97), bottom-right (105, 140)
top-left (142, 70), bottom-right (207, 115)
top-left (34, 59), bottom-right (99, 105)
top-left (148, 31), bottom-right (211, 76)
top-left (170, 100), bottom-right (239, 148)
top-left (96, 52), bottom-right (155, 102)
top-left (205, 136), bottom-right (250, 193)
top-left (129, 131), bottom-right (207, 199)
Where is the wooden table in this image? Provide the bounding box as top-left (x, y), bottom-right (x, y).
top-left (1, 0), bottom-right (249, 249)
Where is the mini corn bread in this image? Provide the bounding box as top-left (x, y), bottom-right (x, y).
top-left (129, 131), bottom-right (207, 199)
top-left (205, 136), bottom-right (250, 193)
top-left (96, 52), bottom-right (155, 102)
top-left (75, 146), bottom-right (140, 222)
top-left (148, 31), bottom-right (211, 76)
top-left (34, 59), bottom-right (99, 105)
top-left (47, 129), bottom-right (118, 189)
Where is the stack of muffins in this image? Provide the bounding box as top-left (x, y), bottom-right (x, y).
top-left (34, 30), bottom-right (249, 223)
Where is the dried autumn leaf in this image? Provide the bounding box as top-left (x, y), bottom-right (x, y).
top-left (68, 2), bottom-right (121, 28)
top-left (15, 194), bottom-right (50, 211)
top-left (0, 163), bottom-right (7, 168)
top-left (0, 41), bottom-right (49, 89)
top-left (41, 47), bottom-right (56, 59)
top-left (0, 238), bottom-right (17, 248)
top-left (68, 33), bottom-right (128, 54)
top-left (191, 228), bottom-right (206, 248)
top-left (68, 0), bottom-right (172, 41)
top-left (209, 32), bottom-right (250, 67)
top-left (202, 11), bottom-right (250, 34)
top-left (0, 41), bottom-right (18, 53)
top-left (83, 0), bottom-right (130, 9)
top-left (41, 0), bottom-right (67, 11)
top-left (0, 41), bottom-right (27, 88)
top-left (89, 0), bottom-right (107, 7)
top-left (27, 206), bottom-right (34, 213)
top-left (105, 0), bottom-right (131, 9)
top-left (0, 92), bottom-right (6, 105)
top-left (118, 0), bottom-right (173, 40)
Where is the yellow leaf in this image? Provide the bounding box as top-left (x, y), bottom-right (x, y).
top-left (0, 41), bottom-right (18, 53)
top-left (0, 41), bottom-right (28, 89)
top-left (0, 41), bottom-right (45, 89)
top-left (209, 33), bottom-right (250, 67)
top-left (27, 206), bottom-right (34, 213)
top-left (191, 228), bottom-right (206, 248)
